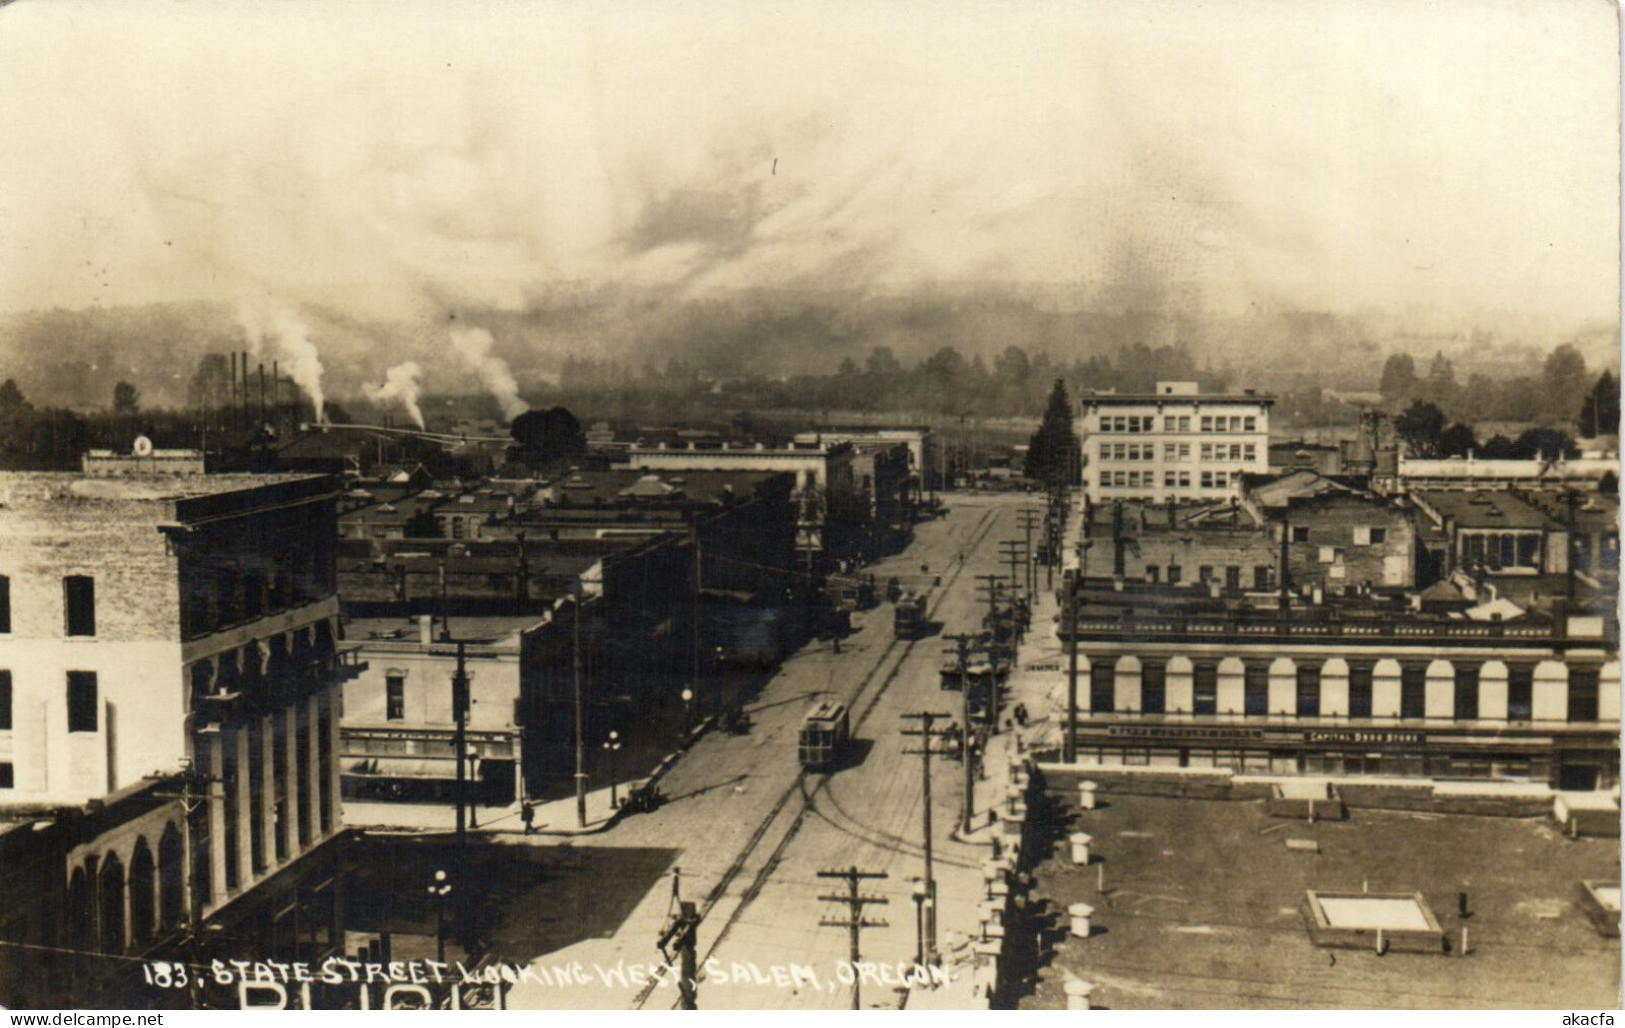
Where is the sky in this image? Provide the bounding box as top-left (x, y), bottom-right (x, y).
top-left (0, 0), bottom-right (1618, 334)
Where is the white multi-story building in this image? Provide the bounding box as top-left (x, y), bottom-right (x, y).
top-left (1078, 381), bottom-right (1273, 504)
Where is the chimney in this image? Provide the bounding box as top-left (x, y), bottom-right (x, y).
top-left (1278, 517), bottom-right (1291, 611)
top-left (420, 614), bottom-right (433, 648)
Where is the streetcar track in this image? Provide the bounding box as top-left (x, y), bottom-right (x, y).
top-left (632, 505), bottom-right (1001, 1008)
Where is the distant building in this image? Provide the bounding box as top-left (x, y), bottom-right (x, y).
top-left (1077, 381), bottom-right (1273, 504)
top-left (792, 426), bottom-right (934, 494)
top-left (342, 614), bottom-right (535, 808)
top-left (626, 440), bottom-right (860, 568)
top-left (1398, 454), bottom-right (1618, 492)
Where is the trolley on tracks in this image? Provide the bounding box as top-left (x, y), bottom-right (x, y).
top-left (798, 700), bottom-right (851, 770)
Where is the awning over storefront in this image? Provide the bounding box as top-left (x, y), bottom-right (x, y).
top-left (344, 757), bottom-right (477, 781)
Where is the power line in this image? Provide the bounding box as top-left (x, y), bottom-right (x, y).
top-left (816, 866), bottom-right (888, 1010)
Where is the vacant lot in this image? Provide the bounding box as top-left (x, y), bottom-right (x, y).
top-left (1014, 793), bottom-right (1620, 1009)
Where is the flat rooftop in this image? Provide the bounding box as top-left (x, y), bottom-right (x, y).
top-left (1020, 793), bottom-right (1619, 1009)
top-left (0, 471), bottom-right (323, 502)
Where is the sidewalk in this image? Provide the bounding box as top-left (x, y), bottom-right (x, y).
top-left (344, 724), bottom-right (706, 838)
top-left (906, 564), bottom-right (1067, 1010)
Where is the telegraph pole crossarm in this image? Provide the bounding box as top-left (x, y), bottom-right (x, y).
top-left (901, 711), bottom-right (952, 965)
top-left (657, 868), bottom-right (702, 1010)
top-left (943, 633), bottom-right (983, 835)
top-left (817, 866), bottom-right (889, 1010)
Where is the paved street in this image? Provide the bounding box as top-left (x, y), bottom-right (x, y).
top-left (494, 491), bottom-right (1047, 1010)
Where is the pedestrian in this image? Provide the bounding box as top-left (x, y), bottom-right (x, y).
top-left (521, 798), bottom-right (535, 835)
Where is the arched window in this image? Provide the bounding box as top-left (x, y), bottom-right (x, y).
top-left (128, 839), bottom-right (155, 947)
top-left (157, 824), bottom-right (185, 929)
top-left (97, 853), bottom-right (125, 953)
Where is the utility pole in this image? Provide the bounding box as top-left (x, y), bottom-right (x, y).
top-left (691, 520), bottom-right (705, 721)
top-left (573, 583), bottom-right (588, 827)
top-left (901, 711), bottom-right (951, 964)
top-left (657, 869), bottom-right (701, 1010)
top-left (944, 633), bottom-right (983, 834)
top-left (973, 574), bottom-right (1005, 627)
top-left (1017, 509), bottom-right (1041, 597)
top-left (1064, 570), bottom-right (1079, 764)
top-left (818, 867), bottom-right (889, 1010)
top-left (453, 641), bottom-right (470, 853)
top-left (998, 539), bottom-right (1026, 606)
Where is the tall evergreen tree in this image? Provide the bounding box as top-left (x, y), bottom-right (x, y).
top-left (1026, 378), bottom-right (1080, 487)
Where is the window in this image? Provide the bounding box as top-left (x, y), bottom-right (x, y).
top-left (1163, 417), bottom-right (1176, 432)
top-left (1568, 667), bottom-right (1600, 723)
top-left (1178, 416), bottom-right (1191, 432)
top-left (1244, 416), bottom-right (1257, 432)
top-left (1141, 662), bottom-right (1166, 715)
top-left (386, 674), bottom-right (405, 721)
top-left (0, 575), bottom-right (9, 634)
top-left (1201, 471), bottom-right (1213, 489)
top-left (1399, 664), bottom-right (1426, 720)
top-left (1089, 665), bottom-right (1114, 713)
top-left (1507, 665), bottom-right (1533, 722)
top-left (1201, 416), bottom-right (1213, 432)
top-left (1292, 526), bottom-right (1310, 542)
top-left (1193, 663), bottom-right (1218, 716)
top-left (1253, 565), bottom-right (1271, 590)
top-left (1200, 443), bottom-right (1214, 461)
top-left (67, 671), bottom-right (97, 732)
top-left (1167, 565), bottom-right (1182, 584)
top-left (64, 576), bottom-right (95, 637)
top-left (1164, 443), bottom-right (1178, 461)
top-left (1164, 471), bottom-right (1177, 488)
top-left (1454, 665), bottom-right (1479, 721)
top-left (1198, 565), bottom-right (1213, 582)
top-left (1348, 662), bottom-right (1374, 718)
top-left (1145, 566), bottom-right (1159, 583)
top-left (1296, 664), bottom-right (1321, 718)
top-left (0, 763), bottom-right (10, 788)
top-left (1243, 664), bottom-right (1268, 717)
top-left (0, 670), bottom-right (9, 731)
top-left (1178, 471), bottom-right (1191, 488)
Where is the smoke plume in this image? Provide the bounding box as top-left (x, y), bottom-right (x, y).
top-left (240, 304), bottom-right (327, 423)
top-left (362, 360), bottom-right (425, 429)
top-left (449, 326), bottom-right (526, 422)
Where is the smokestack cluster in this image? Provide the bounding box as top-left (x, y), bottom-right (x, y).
top-left (239, 304), bottom-right (327, 424)
top-left (449, 326), bottom-right (527, 422)
top-left (363, 361), bottom-right (426, 429)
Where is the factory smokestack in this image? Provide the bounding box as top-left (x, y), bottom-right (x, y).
top-left (449, 326), bottom-right (526, 422)
top-left (363, 361), bottom-right (427, 430)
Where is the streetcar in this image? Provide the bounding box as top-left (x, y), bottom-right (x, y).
top-left (798, 700), bottom-right (851, 769)
top-left (894, 590), bottom-right (931, 639)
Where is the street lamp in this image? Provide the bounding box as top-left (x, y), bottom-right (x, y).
top-left (602, 730), bottom-right (622, 809)
top-left (911, 877), bottom-right (927, 968)
top-left (427, 869), bottom-right (452, 964)
top-left (681, 688), bottom-right (694, 732)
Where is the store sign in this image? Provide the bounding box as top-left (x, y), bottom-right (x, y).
top-left (1106, 725), bottom-right (1265, 742)
top-left (349, 727), bottom-right (513, 744)
top-left (1302, 730), bottom-right (1425, 745)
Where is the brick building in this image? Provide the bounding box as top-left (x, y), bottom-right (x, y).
top-left (626, 440), bottom-right (859, 569)
top-left (1059, 582), bottom-right (1619, 790)
top-left (0, 470), bottom-right (359, 1005)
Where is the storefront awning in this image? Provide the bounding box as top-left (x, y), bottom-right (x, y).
top-left (344, 757), bottom-right (476, 781)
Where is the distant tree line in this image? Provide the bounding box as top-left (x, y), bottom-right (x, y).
top-left (560, 342), bottom-right (1223, 419)
top-left (1378, 344), bottom-right (1615, 433)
